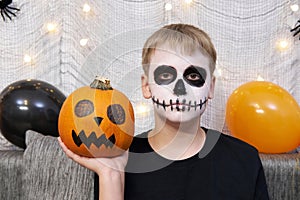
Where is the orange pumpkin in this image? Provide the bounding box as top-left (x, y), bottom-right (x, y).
top-left (58, 77), bottom-right (134, 158)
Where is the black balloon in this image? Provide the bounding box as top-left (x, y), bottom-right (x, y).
top-left (0, 79), bottom-right (66, 149)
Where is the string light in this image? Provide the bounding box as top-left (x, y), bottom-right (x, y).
top-left (256, 74), bottom-right (264, 81)
top-left (276, 39), bottom-right (289, 51)
top-left (83, 3), bottom-right (91, 13)
top-left (80, 38), bottom-right (89, 46)
top-left (46, 22), bottom-right (58, 33)
top-left (136, 102), bottom-right (151, 116)
top-left (184, 0), bottom-right (193, 4)
top-left (23, 54), bottom-right (32, 64)
top-left (165, 3), bottom-right (173, 11)
top-left (290, 4), bottom-right (299, 12)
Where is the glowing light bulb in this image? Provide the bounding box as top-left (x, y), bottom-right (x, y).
top-left (46, 22), bottom-right (58, 33)
top-left (290, 4), bottom-right (299, 12)
top-left (83, 3), bottom-right (91, 13)
top-left (23, 54), bottom-right (32, 63)
top-left (279, 40), bottom-right (288, 49)
top-left (184, 0), bottom-right (193, 4)
top-left (256, 74), bottom-right (264, 81)
top-left (276, 39), bottom-right (289, 51)
top-left (80, 38), bottom-right (89, 46)
top-left (136, 102), bottom-right (150, 116)
top-left (165, 3), bottom-right (173, 11)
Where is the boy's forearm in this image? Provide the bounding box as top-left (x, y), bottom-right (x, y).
top-left (99, 170), bottom-right (125, 200)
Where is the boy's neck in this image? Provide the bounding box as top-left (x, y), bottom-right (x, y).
top-left (148, 115), bottom-right (206, 160)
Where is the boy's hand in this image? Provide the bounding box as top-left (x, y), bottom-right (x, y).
top-left (57, 137), bottom-right (128, 175)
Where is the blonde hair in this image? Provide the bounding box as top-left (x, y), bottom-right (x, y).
top-left (142, 24), bottom-right (217, 75)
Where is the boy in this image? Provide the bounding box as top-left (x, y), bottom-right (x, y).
top-left (58, 23), bottom-right (269, 200)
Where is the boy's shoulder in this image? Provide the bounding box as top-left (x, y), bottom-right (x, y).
top-left (217, 130), bottom-right (258, 154)
top-left (209, 129), bottom-right (261, 165)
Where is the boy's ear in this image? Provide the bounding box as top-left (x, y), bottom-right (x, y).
top-left (208, 76), bottom-right (216, 99)
top-left (141, 74), bottom-right (152, 99)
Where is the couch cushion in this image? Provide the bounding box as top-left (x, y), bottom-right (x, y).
top-left (23, 130), bottom-right (95, 200)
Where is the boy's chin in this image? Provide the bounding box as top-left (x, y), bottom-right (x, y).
top-left (155, 109), bottom-right (202, 124)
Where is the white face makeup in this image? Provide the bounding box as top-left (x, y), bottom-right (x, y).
top-left (147, 47), bottom-right (213, 123)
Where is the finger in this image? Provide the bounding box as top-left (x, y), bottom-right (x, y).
top-left (57, 137), bottom-right (70, 153)
top-left (57, 137), bottom-right (100, 170)
top-left (57, 137), bottom-right (79, 159)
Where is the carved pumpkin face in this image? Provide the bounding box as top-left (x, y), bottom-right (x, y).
top-left (58, 79), bottom-right (134, 158)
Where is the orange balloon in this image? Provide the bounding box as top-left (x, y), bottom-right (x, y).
top-left (226, 81), bottom-right (300, 153)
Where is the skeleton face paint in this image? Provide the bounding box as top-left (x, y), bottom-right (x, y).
top-left (148, 48), bottom-right (212, 123)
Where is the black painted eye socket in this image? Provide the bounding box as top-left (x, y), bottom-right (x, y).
top-left (154, 65), bottom-right (177, 85)
top-left (107, 104), bottom-right (126, 125)
top-left (183, 66), bottom-right (207, 87)
top-left (74, 100), bottom-right (94, 117)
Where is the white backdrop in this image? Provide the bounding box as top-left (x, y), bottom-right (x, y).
top-left (1, 0), bottom-right (300, 149)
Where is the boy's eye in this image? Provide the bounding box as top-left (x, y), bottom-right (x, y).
top-left (183, 66), bottom-right (207, 87)
top-left (159, 73), bottom-right (174, 80)
top-left (154, 65), bottom-right (177, 85)
top-left (185, 73), bottom-right (200, 81)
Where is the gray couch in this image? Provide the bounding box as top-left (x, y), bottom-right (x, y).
top-left (0, 130), bottom-right (299, 200)
top-left (0, 130), bottom-right (95, 200)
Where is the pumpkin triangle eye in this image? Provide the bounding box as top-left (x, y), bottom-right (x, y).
top-left (94, 117), bottom-right (103, 126)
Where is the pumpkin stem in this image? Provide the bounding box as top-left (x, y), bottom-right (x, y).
top-left (90, 76), bottom-right (113, 90)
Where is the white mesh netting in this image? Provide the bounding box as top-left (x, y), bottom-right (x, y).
top-left (0, 0), bottom-right (299, 149)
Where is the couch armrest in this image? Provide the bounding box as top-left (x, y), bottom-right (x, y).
top-left (0, 150), bottom-right (23, 200)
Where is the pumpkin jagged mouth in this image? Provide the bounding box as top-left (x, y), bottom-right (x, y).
top-left (152, 97), bottom-right (208, 111)
top-left (72, 130), bottom-right (116, 148)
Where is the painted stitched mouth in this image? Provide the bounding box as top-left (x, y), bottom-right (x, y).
top-left (152, 97), bottom-right (207, 111)
top-left (72, 130), bottom-right (116, 148)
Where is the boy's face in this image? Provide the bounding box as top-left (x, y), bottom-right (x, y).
top-left (144, 47), bottom-right (215, 123)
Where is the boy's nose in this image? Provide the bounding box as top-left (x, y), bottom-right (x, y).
top-left (173, 79), bottom-right (186, 96)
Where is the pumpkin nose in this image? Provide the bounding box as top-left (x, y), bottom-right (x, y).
top-left (94, 117), bottom-right (103, 126)
top-left (173, 79), bottom-right (186, 96)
